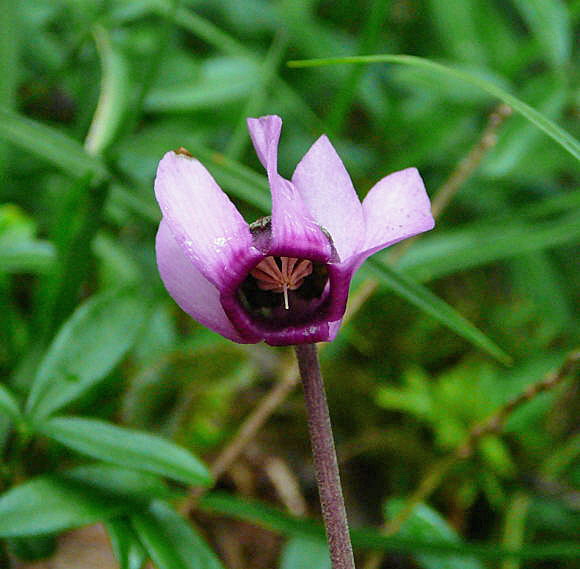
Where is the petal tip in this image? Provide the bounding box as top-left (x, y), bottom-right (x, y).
top-left (247, 116), bottom-right (283, 171)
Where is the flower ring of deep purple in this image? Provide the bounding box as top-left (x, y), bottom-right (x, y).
top-left (154, 115), bottom-right (434, 346)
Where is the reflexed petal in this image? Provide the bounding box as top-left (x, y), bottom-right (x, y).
top-left (247, 115), bottom-right (282, 172)
top-left (154, 151), bottom-right (253, 288)
top-left (247, 116), bottom-right (332, 260)
top-left (357, 167), bottom-right (434, 262)
top-left (156, 220), bottom-right (253, 343)
top-left (292, 135), bottom-right (364, 262)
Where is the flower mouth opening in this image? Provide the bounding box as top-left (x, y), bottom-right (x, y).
top-left (237, 255), bottom-right (330, 327)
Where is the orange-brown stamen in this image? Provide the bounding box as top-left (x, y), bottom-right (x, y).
top-left (250, 256), bottom-right (313, 310)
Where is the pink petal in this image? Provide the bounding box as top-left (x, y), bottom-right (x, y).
top-left (357, 167), bottom-right (434, 262)
top-left (154, 151), bottom-right (253, 288)
top-left (292, 135), bottom-right (364, 262)
top-left (247, 114), bottom-right (282, 172)
top-left (156, 220), bottom-right (254, 343)
top-left (247, 116), bottom-right (332, 261)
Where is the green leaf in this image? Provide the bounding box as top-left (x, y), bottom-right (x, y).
top-left (200, 492), bottom-right (579, 560)
top-left (39, 416), bottom-right (212, 486)
top-left (287, 54), bottom-right (580, 161)
top-left (106, 518), bottom-right (148, 569)
top-left (0, 464), bottom-right (173, 538)
top-left (280, 536), bottom-right (331, 569)
top-left (0, 204), bottom-right (55, 273)
top-left (26, 288), bottom-right (148, 421)
top-left (511, 0), bottom-right (571, 69)
top-left (147, 0), bottom-right (318, 124)
top-left (7, 536), bottom-right (57, 561)
top-left (0, 240), bottom-right (55, 274)
top-left (398, 212), bottom-right (580, 282)
top-left (0, 109), bottom-right (106, 179)
top-left (84, 25), bottom-right (131, 156)
top-left (365, 259), bottom-right (511, 364)
top-left (63, 463), bottom-right (176, 503)
top-left (0, 476), bottom-right (123, 537)
top-left (428, 0), bottom-right (488, 65)
top-left (131, 501), bottom-right (225, 569)
top-left (384, 498), bottom-right (484, 569)
top-left (484, 74), bottom-right (568, 176)
top-left (145, 56), bottom-right (259, 112)
top-left (0, 383), bottom-right (21, 423)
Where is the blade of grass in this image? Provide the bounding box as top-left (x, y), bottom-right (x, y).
top-left (119, 0), bottom-right (180, 136)
top-left (326, 0), bottom-right (390, 135)
top-left (199, 492), bottom-right (579, 560)
top-left (225, 31), bottom-right (289, 160)
top-left (0, 109), bottom-right (106, 180)
top-left (33, 176), bottom-right (109, 340)
top-left (511, 0), bottom-right (571, 70)
top-left (0, 0), bottom-right (18, 186)
top-left (84, 25), bottom-right (131, 157)
top-left (398, 211), bottom-right (580, 282)
top-left (365, 258), bottom-right (511, 364)
top-left (288, 54), bottom-right (580, 160)
top-left (148, 0), bottom-right (320, 127)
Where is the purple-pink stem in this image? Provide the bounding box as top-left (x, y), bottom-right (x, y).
top-left (294, 343), bottom-right (356, 569)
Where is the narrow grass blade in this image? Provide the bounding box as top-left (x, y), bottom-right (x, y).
top-left (84, 25), bottom-right (131, 156)
top-left (288, 55), bottom-right (579, 160)
top-left (0, 109), bottom-right (106, 179)
top-left (200, 492), bottom-right (580, 560)
top-left (365, 259), bottom-right (511, 364)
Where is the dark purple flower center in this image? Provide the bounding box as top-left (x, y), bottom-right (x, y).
top-left (236, 216), bottom-right (331, 328)
top-left (238, 255), bottom-right (329, 326)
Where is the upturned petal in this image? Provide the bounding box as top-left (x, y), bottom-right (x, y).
top-left (156, 220), bottom-right (256, 343)
top-left (355, 167), bottom-right (434, 265)
top-left (247, 116), bottom-right (332, 261)
top-left (292, 135), bottom-right (364, 262)
top-left (154, 151), bottom-right (255, 289)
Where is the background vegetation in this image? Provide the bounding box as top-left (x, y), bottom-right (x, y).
top-left (0, 0), bottom-right (578, 568)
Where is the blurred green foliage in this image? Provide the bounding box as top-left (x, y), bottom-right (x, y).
top-left (0, 0), bottom-right (578, 568)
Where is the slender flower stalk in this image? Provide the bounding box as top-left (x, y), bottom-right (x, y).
top-left (295, 343), bottom-right (355, 569)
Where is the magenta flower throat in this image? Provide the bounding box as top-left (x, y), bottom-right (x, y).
top-left (154, 115), bottom-right (434, 346)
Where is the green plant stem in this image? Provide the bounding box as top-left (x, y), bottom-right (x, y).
top-left (501, 491), bottom-right (531, 569)
top-left (295, 343), bottom-right (355, 569)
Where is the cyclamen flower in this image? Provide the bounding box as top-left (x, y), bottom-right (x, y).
top-left (155, 115), bottom-right (434, 346)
